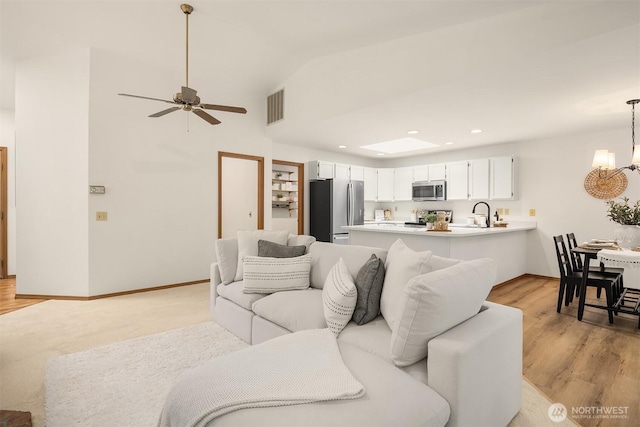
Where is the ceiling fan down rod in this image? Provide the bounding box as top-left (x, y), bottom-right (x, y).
top-left (181, 4), bottom-right (193, 88)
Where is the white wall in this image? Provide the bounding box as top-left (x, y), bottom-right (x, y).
top-left (15, 48), bottom-right (91, 296)
top-left (0, 110), bottom-right (16, 276)
top-left (86, 50), bottom-right (271, 295)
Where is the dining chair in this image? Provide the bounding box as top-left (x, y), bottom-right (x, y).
top-left (566, 233), bottom-right (624, 301)
top-left (553, 235), bottom-right (620, 323)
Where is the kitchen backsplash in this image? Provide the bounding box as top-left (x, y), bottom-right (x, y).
top-left (364, 200), bottom-right (527, 222)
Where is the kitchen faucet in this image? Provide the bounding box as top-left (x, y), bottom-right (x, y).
top-left (472, 201), bottom-right (491, 227)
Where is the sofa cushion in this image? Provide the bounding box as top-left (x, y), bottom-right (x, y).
top-left (308, 242), bottom-right (387, 289)
top-left (429, 254), bottom-right (462, 271)
top-left (389, 258), bottom-right (497, 367)
top-left (258, 240), bottom-right (306, 258)
top-left (322, 258), bottom-right (357, 337)
top-left (217, 282), bottom-right (267, 311)
top-left (252, 289), bottom-right (326, 332)
top-left (380, 239), bottom-right (432, 330)
top-left (352, 254), bottom-right (386, 325)
top-left (243, 255), bottom-right (311, 294)
top-left (287, 234), bottom-right (316, 251)
top-left (339, 316), bottom-right (392, 363)
top-left (215, 238), bottom-right (239, 285)
top-left (235, 230), bottom-right (289, 281)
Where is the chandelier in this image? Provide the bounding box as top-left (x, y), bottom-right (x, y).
top-left (592, 99), bottom-right (640, 178)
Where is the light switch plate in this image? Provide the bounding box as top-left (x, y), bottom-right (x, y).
top-left (96, 212), bottom-right (108, 221)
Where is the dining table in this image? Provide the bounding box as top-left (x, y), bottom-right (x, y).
top-left (571, 246), bottom-right (640, 328)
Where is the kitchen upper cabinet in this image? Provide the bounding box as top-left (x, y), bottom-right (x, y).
top-left (429, 163), bottom-right (446, 181)
top-left (446, 161), bottom-right (469, 200)
top-left (413, 165), bottom-right (429, 182)
top-left (468, 159), bottom-right (490, 200)
top-left (377, 168), bottom-right (395, 201)
top-left (393, 167), bottom-right (413, 201)
top-left (363, 167), bottom-right (378, 201)
top-left (413, 163), bottom-right (445, 182)
top-left (490, 156), bottom-right (516, 200)
top-left (350, 165), bottom-right (365, 181)
top-left (334, 163), bottom-right (351, 180)
top-left (308, 161), bottom-right (334, 180)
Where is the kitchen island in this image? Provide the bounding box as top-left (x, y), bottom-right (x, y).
top-left (343, 222), bottom-right (537, 284)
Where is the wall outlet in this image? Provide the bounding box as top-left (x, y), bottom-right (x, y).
top-left (96, 212), bottom-right (108, 221)
top-left (497, 208), bottom-right (504, 215)
top-left (529, 209), bottom-right (536, 216)
top-left (504, 208), bottom-right (510, 215)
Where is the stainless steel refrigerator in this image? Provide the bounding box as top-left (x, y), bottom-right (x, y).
top-left (310, 179), bottom-right (364, 244)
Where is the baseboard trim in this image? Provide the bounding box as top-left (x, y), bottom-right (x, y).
top-left (15, 279), bottom-right (209, 301)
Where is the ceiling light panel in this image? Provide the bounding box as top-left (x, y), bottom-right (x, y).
top-left (360, 137), bottom-right (439, 154)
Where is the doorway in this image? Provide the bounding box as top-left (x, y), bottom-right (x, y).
top-left (272, 160), bottom-right (304, 235)
top-left (218, 151), bottom-right (264, 238)
top-left (0, 147), bottom-right (7, 278)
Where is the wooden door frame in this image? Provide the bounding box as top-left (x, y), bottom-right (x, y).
top-left (272, 159), bottom-right (304, 235)
top-left (0, 148), bottom-right (6, 278)
top-left (218, 151), bottom-right (264, 238)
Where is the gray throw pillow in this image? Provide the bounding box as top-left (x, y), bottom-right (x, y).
top-left (352, 254), bottom-right (386, 325)
top-left (258, 239), bottom-right (306, 258)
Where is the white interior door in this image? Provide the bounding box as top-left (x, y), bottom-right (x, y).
top-left (221, 156), bottom-right (259, 238)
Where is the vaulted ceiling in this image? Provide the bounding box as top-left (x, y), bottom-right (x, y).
top-left (2, 1), bottom-right (639, 158)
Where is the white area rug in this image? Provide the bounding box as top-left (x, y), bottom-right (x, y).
top-left (46, 321), bottom-right (574, 427)
top-left (45, 322), bottom-right (248, 427)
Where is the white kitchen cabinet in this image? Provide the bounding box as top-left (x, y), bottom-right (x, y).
top-left (413, 163), bottom-right (446, 182)
top-left (468, 159), bottom-right (490, 200)
top-left (490, 156), bottom-right (516, 200)
top-left (308, 160), bottom-right (334, 180)
top-left (334, 163), bottom-right (351, 180)
top-left (350, 165), bottom-right (365, 181)
top-left (377, 168), bottom-right (395, 201)
top-left (413, 165), bottom-right (429, 182)
top-left (429, 163), bottom-right (446, 181)
top-left (393, 167), bottom-right (413, 201)
top-left (446, 161), bottom-right (469, 200)
top-left (363, 167), bottom-right (378, 201)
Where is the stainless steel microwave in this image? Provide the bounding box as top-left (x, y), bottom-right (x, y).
top-left (412, 180), bottom-right (446, 201)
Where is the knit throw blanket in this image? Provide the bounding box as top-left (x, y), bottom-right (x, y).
top-left (157, 329), bottom-right (365, 427)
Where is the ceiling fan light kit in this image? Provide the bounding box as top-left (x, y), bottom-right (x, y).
top-left (118, 4), bottom-right (246, 125)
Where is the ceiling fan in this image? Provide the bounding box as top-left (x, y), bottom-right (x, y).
top-left (118, 4), bottom-right (246, 125)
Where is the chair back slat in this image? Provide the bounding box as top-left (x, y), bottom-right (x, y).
top-left (553, 235), bottom-right (574, 278)
top-left (566, 233), bottom-right (583, 271)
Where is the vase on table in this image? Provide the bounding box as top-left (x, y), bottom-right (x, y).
top-left (614, 225), bottom-right (640, 249)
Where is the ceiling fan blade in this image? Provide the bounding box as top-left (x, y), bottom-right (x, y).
top-left (149, 106), bottom-right (181, 118)
top-left (199, 104), bottom-right (247, 114)
top-left (181, 86), bottom-right (198, 104)
top-left (118, 93), bottom-right (176, 104)
top-left (193, 109), bottom-right (221, 125)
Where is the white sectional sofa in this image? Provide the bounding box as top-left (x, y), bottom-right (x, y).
top-left (209, 233), bottom-right (523, 427)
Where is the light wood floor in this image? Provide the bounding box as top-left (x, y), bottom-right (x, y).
top-left (2, 275), bottom-right (638, 425)
top-left (489, 275), bottom-right (640, 427)
top-left (0, 278), bottom-right (46, 315)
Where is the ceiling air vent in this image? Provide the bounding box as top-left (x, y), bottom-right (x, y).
top-left (267, 89), bottom-right (284, 125)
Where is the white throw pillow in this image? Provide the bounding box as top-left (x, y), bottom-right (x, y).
top-left (234, 230), bottom-right (289, 281)
top-left (380, 239), bottom-right (432, 330)
top-left (389, 258), bottom-right (497, 367)
top-left (242, 255), bottom-right (312, 294)
top-left (322, 258), bottom-right (358, 337)
top-left (215, 238), bottom-right (238, 285)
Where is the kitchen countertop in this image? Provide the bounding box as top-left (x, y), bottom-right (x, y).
top-left (344, 221), bottom-right (537, 237)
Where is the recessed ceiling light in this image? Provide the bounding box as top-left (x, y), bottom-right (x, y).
top-left (377, 153), bottom-right (385, 156)
top-left (445, 141), bottom-right (454, 145)
top-left (361, 137), bottom-right (438, 154)
top-left (407, 130), bottom-right (419, 134)
top-left (470, 129), bottom-right (483, 134)
top-left (338, 145), bottom-right (347, 149)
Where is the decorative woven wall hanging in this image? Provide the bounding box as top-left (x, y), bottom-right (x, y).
top-left (583, 169), bottom-right (628, 199)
